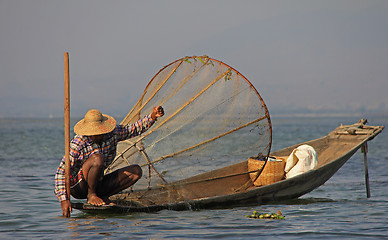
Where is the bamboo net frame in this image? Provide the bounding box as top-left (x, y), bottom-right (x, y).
top-left (107, 56), bottom-right (272, 194)
top-left (107, 64), bottom-right (233, 172)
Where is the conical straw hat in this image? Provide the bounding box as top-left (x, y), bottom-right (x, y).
top-left (74, 109), bottom-right (116, 136)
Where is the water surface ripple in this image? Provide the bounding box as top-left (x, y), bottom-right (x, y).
top-left (0, 116), bottom-right (387, 239)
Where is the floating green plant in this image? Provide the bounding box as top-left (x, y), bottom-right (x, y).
top-left (246, 210), bottom-right (285, 220)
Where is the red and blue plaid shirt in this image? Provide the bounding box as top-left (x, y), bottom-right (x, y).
top-left (54, 115), bottom-right (155, 201)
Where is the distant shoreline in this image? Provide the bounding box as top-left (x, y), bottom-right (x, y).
top-left (1, 112), bottom-right (387, 120)
top-left (271, 113), bottom-right (363, 118)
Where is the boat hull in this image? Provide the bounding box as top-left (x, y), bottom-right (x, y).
top-left (72, 120), bottom-right (384, 214)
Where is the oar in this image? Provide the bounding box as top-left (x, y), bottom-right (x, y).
top-left (64, 52), bottom-right (71, 201)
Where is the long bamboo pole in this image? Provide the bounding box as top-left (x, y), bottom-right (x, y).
top-left (64, 52), bottom-right (71, 201)
top-left (361, 143), bottom-right (371, 198)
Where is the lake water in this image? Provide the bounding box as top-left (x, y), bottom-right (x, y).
top-left (0, 115), bottom-right (387, 239)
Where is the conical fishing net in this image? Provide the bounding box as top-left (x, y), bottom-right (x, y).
top-left (106, 56), bottom-right (272, 196)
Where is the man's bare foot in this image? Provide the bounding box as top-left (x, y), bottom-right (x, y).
top-left (87, 194), bottom-right (106, 206)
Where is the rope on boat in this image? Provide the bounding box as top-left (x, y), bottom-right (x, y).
top-left (134, 143), bottom-right (169, 187)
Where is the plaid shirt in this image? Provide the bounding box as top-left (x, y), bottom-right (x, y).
top-left (54, 114), bottom-right (155, 202)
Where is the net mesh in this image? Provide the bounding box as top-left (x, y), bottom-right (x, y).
top-left (106, 56), bottom-right (272, 192)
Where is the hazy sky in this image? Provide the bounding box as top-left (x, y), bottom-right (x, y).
top-left (1, 0), bottom-right (387, 118)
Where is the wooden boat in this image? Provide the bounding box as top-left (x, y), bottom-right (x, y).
top-left (72, 119), bottom-right (384, 214)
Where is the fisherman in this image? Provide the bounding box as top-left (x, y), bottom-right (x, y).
top-left (54, 106), bottom-right (164, 217)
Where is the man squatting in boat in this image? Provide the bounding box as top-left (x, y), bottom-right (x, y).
top-left (54, 106), bottom-right (164, 217)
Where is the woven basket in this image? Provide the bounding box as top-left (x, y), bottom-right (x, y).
top-left (248, 157), bottom-right (286, 186)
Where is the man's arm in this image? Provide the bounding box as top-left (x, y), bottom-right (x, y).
top-left (61, 200), bottom-right (72, 218)
top-left (54, 158), bottom-right (72, 217)
top-left (54, 158), bottom-right (68, 201)
top-left (54, 138), bottom-right (82, 217)
top-left (150, 106), bottom-right (164, 121)
top-left (118, 106), bottom-right (164, 141)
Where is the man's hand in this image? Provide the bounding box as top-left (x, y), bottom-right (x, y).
top-left (61, 200), bottom-right (72, 218)
top-left (151, 106), bottom-right (164, 121)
